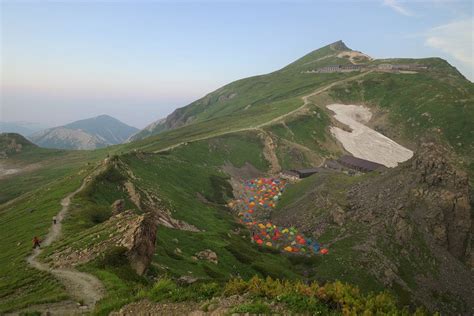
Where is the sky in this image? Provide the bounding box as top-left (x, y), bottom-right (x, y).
top-left (1, 0), bottom-right (473, 129)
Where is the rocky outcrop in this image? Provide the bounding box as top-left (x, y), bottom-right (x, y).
top-left (345, 142), bottom-right (473, 313)
top-left (410, 143), bottom-right (471, 260)
top-left (349, 143), bottom-right (471, 262)
top-left (126, 212), bottom-right (159, 275)
top-left (50, 210), bottom-right (158, 275)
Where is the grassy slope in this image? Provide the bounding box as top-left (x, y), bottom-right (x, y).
top-left (0, 169), bottom-right (87, 312)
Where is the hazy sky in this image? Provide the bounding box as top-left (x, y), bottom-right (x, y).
top-left (1, 0), bottom-right (472, 128)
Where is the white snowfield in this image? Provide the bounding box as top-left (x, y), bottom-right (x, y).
top-left (326, 103), bottom-right (413, 168)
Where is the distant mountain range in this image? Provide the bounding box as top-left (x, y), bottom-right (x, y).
top-left (0, 121), bottom-right (50, 136)
top-left (29, 115), bottom-right (139, 150)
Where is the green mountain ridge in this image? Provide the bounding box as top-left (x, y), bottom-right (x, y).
top-left (131, 40), bottom-right (468, 147)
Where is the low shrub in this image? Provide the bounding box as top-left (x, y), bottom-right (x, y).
top-left (224, 276), bottom-right (428, 315)
top-left (139, 276), bottom-right (428, 315)
top-left (278, 293), bottom-right (334, 315)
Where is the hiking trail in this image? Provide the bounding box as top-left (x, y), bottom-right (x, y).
top-left (24, 167), bottom-right (106, 315)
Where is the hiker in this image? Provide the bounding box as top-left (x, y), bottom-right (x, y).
top-left (32, 236), bottom-right (41, 249)
top-left (53, 216), bottom-right (57, 224)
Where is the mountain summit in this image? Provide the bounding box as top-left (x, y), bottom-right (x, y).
top-left (29, 115), bottom-right (138, 150)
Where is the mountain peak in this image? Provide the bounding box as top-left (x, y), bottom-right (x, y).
top-left (94, 114), bottom-right (115, 120)
top-left (329, 40), bottom-right (350, 51)
top-left (30, 115), bottom-right (139, 150)
top-left (281, 40), bottom-right (356, 71)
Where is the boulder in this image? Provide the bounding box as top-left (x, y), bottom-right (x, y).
top-left (195, 249), bottom-right (218, 264)
top-left (177, 275), bottom-right (198, 285)
top-left (126, 212), bottom-right (159, 275)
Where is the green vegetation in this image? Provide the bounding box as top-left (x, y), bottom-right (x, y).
top-left (223, 276), bottom-right (427, 315)
top-left (90, 275), bottom-right (425, 315)
top-left (141, 278), bottom-right (220, 303)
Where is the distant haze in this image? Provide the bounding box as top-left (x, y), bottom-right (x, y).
top-left (1, 1), bottom-right (472, 128)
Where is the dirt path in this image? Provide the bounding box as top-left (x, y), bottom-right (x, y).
top-left (23, 168), bottom-right (106, 314)
top-left (153, 71), bottom-right (372, 155)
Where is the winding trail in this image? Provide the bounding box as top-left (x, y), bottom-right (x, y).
top-left (153, 71), bottom-right (372, 154)
top-left (24, 168), bottom-right (106, 314)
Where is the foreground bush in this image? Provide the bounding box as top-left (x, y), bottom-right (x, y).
top-left (139, 276), bottom-right (431, 315)
top-left (224, 276), bottom-right (429, 315)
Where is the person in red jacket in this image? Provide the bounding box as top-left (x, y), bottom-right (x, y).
top-left (32, 236), bottom-right (41, 249)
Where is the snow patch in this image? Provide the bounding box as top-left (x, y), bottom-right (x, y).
top-left (327, 104), bottom-right (413, 168)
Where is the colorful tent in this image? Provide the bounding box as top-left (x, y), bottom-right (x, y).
top-left (229, 177), bottom-right (327, 256)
